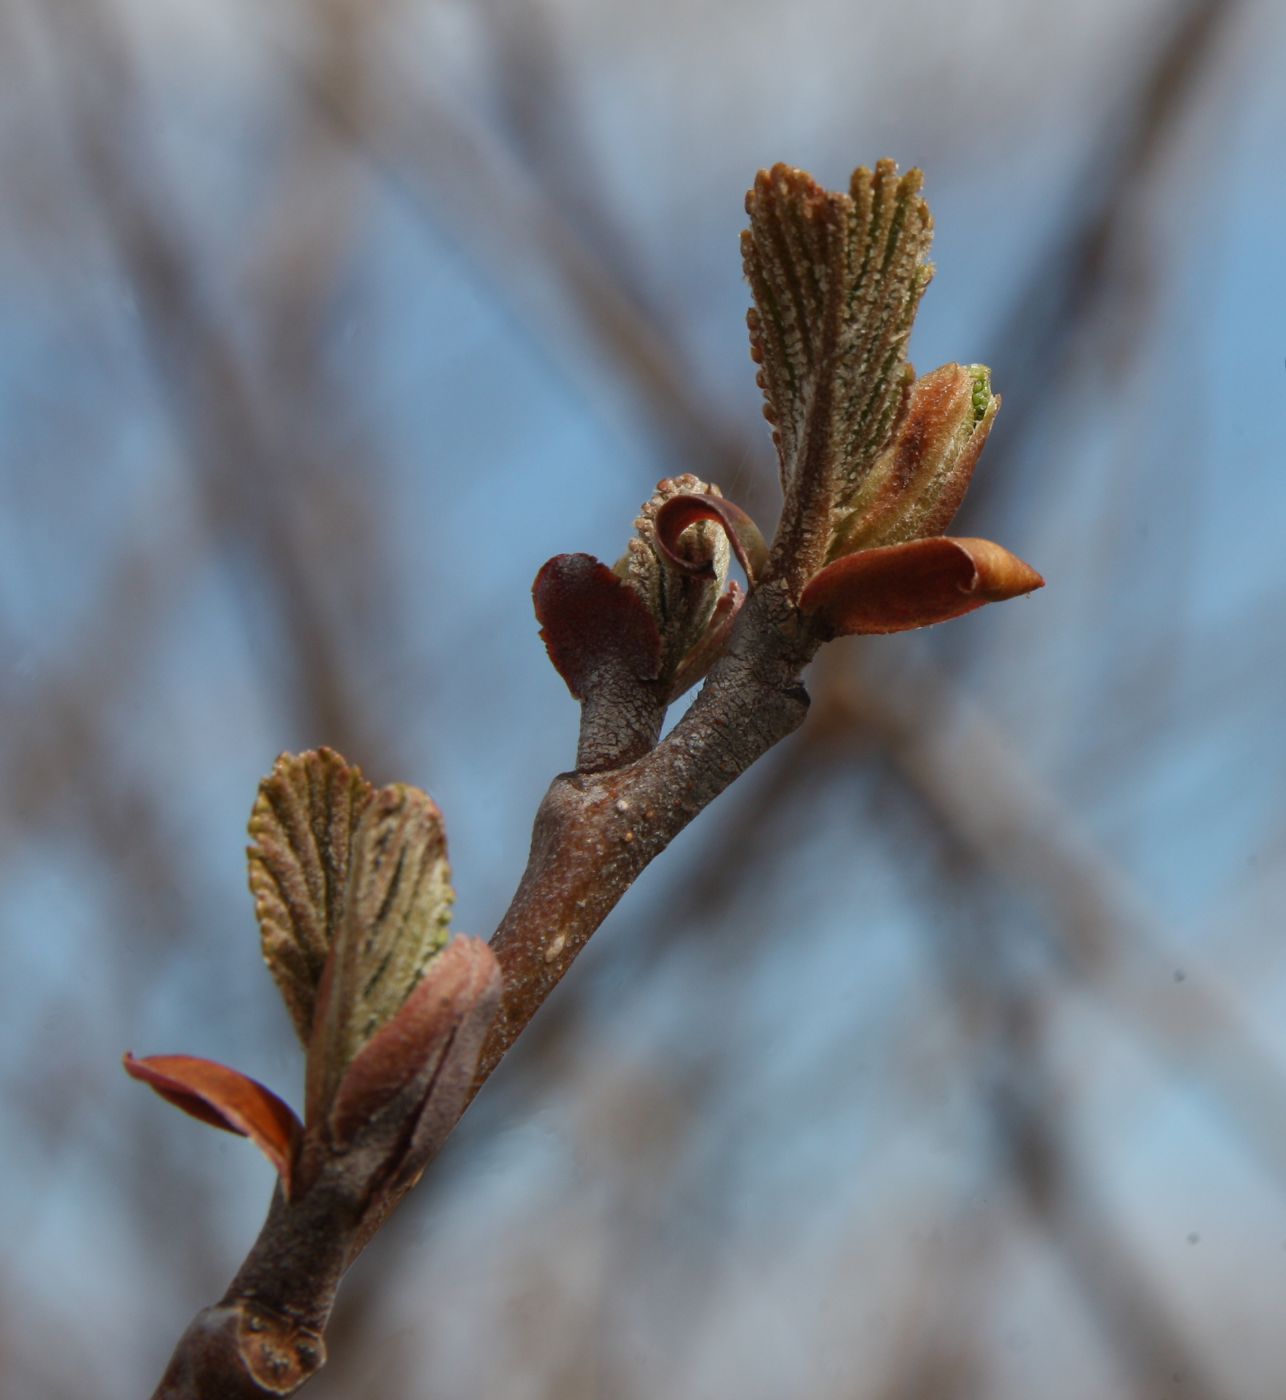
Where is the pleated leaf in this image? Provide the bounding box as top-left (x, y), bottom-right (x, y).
top-left (743, 160), bottom-right (935, 584)
top-left (306, 782), bottom-right (455, 1126)
top-left (248, 749), bottom-right (374, 1045)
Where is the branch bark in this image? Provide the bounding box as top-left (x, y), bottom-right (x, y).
top-left (480, 580), bottom-right (814, 1077)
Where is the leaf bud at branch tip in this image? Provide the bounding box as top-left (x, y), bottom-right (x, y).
top-left (740, 159), bottom-right (1042, 633)
top-left (533, 476), bottom-right (766, 712)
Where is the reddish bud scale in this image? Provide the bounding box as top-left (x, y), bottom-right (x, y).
top-left (533, 553), bottom-right (663, 699)
top-left (831, 363), bottom-right (999, 553)
top-left (653, 493), bottom-right (768, 584)
top-left (327, 935), bottom-right (500, 1150)
top-left (800, 536), bottom-right (1044, 636)
top-left (123, 1053), bottom-right (303, 1193)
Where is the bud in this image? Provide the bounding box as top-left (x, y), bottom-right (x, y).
top-left (615, 475), bottom-right (735, 695)
top-left (535, 477), bottom-right (764, 710)
top-left (828, 363), bottom-right (1000, 557)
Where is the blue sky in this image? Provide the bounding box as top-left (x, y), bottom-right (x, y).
top-left (4, 0), bottom-right (1286, 1395)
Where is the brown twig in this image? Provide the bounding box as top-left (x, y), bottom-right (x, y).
top-left (137, 149), bottom-right (1045, 1393)
top-left (148, 574), bottom-right (817, 1398)
top-left (478, 580), bottom-right (814, 1078)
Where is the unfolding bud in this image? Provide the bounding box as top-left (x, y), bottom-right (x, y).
top-left (126, 749), bottom-right (502, 1231)
top-left (323, 935), bottom-right (500, 1224)
top-left (829, 363), bottom-right (1000, 556)
top-left (739, 160), bottom-right (1042, 635)
top-left (535, 477), bottom-right (761, 710)
top-left (306, 783), bottom-right (458, 1127)
top-left (614, 475), bottom-right (733, 694)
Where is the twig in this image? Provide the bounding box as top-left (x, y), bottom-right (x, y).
top-left (134, 160), bottom-right (1043, 1395)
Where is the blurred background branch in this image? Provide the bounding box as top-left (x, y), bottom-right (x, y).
top-left (3, 0), bottom-right (1284, 1395)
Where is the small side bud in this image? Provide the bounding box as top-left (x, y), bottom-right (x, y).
top-left (617, 476), bottom-right (762, 697)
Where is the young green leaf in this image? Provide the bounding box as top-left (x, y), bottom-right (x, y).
top-left (743, 161), bottom-right (935, 587)
top-left (248, 749), bottom-right (374, 1045)
top-left (305, 783), bottom-right (456, 1126)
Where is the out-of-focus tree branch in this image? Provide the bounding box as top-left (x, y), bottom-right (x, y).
top-left (45, 0), bottom-right (391, 769)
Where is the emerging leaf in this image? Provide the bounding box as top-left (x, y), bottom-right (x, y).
top-left (305, 783), bottom-right (456, 1126)
top-left (248, 750), bottom-right (374, 1045)
top-left (328, 935), bottom-right (500, 1155)
top-left (666, 581), bottom-right (744, 700)
top-left (123, 1052), bottom-right (303, 1192)
top-left (743, 161), bottom-right (934, 586)
top-left (830, 363), bottom-right (1001, 555)
top-left (799, 535), bottom-right (1045, 635)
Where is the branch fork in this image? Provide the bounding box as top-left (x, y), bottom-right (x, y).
top-left (128, 159), bottom-right (1043, 1397)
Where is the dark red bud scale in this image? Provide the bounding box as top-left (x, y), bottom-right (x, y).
top-left (123, 1052), bottom-right (303, 1193)
top-left (532, 553), bottom-right (663, 699)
